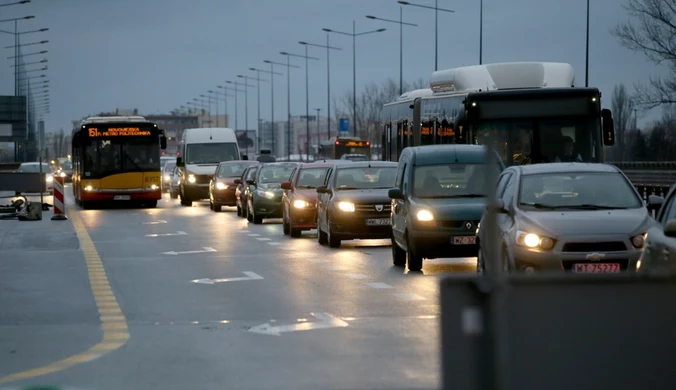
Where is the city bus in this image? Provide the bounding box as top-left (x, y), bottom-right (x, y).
top-left (317, 136), bottom-right (371, 160)
top-left (381, 62), bottom-right (615, 165)
top-left (71, 116), bottom-right (167, 208)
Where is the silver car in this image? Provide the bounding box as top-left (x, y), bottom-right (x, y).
top-left (637, 186), bottom-right (676, 273)
top-left (477, 163), bottom-right (655, 274)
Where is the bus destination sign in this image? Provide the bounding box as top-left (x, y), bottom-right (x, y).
top-left (88, 127), bottom-right (152, 137)
top-left (344, 141), bottom-right (365, 147)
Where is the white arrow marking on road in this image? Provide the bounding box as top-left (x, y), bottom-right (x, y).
top-left (248, 312), bottom-right (348, 336)
top-left (145, 231), bottom-right (187, 237)
top-left (192, 271), bottom-right (263, 285)
top-left (162, 247), bottom-right (216, 255)
top-left (143, 220), bottom-right (167, 225)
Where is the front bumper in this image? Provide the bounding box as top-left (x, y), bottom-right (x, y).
top-left (81, 189), bottom-right (161, 201)
top-left (252, 196), bottom-right (283, 218)
top-left (183, 184), bottom-right (209, 200)
top-left (409, 228), bottom-right (478, 259)
top-left (330, 213), bottom-right (391, 240)
top-left (211, 188), bottom-right (237, 206)
top-left (289, 205), bottom-right (318, 229)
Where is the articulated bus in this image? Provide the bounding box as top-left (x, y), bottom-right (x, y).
top-left (317, 136), bottom-right (372, 160)
top-left (381, 62), bottom-right (616, 165)
top-left (72, 116), bottom-right (167, 208)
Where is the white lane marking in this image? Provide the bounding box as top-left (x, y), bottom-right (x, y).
top-left (344, 273), bottom-right (368, 280)
top-left (143, 220), bottom-right (167, 225)
top-left (161, 247), bottom-right (217, 255)
top-left (248, 312), bottom-right (348, 336)
top-left (367, 282), bottom-right (394, 289)
top-left (192, 272), bottom-right (264, 285)
top-left (240, 230), bottom-right (250, 233)
top-left (145, 231), bottom-right (187, 237)
top-left (326, 265), bottom-right (347, 271)
top-left (393, 292), bottom-right (426, 301)
top-left (267, 242), bottom-right (282, 246)
top-left (247, 233), bottom-right (261, 237)
top-left (255, 237), bottom-right (271, 241)
top-left (309, 259), bottom-right (328, 263)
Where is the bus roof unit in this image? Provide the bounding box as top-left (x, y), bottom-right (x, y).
top-left (398, 88), bottom-right (434, 101)
top-left (429, 62), bottom-right (575, 93)
top-left (81, 115), bottom-right (149, 125)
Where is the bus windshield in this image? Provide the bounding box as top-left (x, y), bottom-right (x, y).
top-left (186, 143), bottom-right (239, 165)
top-left (84, 137), bottom-right (160, 176)
top-left (474, 118), bottom-right (600, 166)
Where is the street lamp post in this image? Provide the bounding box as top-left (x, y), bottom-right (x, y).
top-left (280, 50), bottom-right (318, 161)
top-left (585, 0), bottom-right (590, 87)
top-left (199, 94), bottom-right (212, 127)
top-left (299, 38), bottom-right (341, 141)
top-left (366, 10), bottom-right (417, 96)
top-left (314, 108), bottom-right (322, 144)
top-left (217, 85), bottom-right (240, 128)
top-left (227, 80), bottom-right (255, 157)
top-left (264, 60), bottom-right (297, 158)
top-left (237, 74), bottom-right (268, 155)
top-left (398, 0), bottom-right (455, 71)
top-left (323, 22), bottom-right (386, 138)
top-left (250, 67), bottom-right (282, 154)
top-left (207, 90), bottom-right (220, 126)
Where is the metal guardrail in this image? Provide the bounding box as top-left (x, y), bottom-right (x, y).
top-left (0, 163), bottom-right (21, 172)
top-left (440, 274), bottom-right (676, 390)
top-left (0, 172), bottom-right (46, 194)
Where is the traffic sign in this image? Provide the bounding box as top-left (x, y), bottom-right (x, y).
top-left (339, 118), bottom-right (349, 133)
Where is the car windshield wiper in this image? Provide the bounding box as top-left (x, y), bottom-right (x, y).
top-left (519, 202), bottom-right (626, 210)
top-left (336, 186), bottom-right (359, 190)
top-left (297, 185), bottom-right (316, 189)
top-left (418, 194), bottom-right (485, 199)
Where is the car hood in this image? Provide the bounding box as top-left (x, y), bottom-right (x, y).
top-left (520, 207), bottom-right (654, 236)
top-left (333, 189), bottom-right (390, 203)
top-left (415, 197), bottom-right (486, 221)
top-left (215, 177), bottom-right (240, 186)
top-left (257, 182), bottom-right (284, 190)
top-left (186, 164), bottom-right (218, 175)
top-left (293, 188), bottom-right (319, 201)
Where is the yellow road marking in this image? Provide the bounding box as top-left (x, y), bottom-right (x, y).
top-left (0, 208), bottom-right (131, 385)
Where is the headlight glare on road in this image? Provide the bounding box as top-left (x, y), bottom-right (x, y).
top-left (188, 174), bottom-right (196, 183)
top-left (631, 233), bottom-right (647, 248)
top-left (293, 199), bottom-right (310, 209)
top-left (216, 182), bottom-right (228, 190)
top-left (516, 230), bottom-right (554, 250)
top-left (416, 209), bottom-right (434, 221)
top-left (337, 201), bottom-right (355, 212)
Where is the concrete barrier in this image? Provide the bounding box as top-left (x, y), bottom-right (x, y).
top-left (440, 274), bottom-right (676, 390)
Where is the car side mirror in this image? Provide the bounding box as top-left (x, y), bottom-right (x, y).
top-left (281, 181), bottom-right (292, 190)
top-left (388, 188), bottom-right (403, 199)
top-left (246, 179), bottom-right (255, 185)
top-left (648, 194), bottom-right (664, 211)
top-left (234, 178), bottom-right (242, 185)
top-left (160, 135), bottom-right (167, 150)
top-left (601, 108), bottom-right (615, 146)
top-left (176, 157), bottom-right (184, 167)
top-left (664, 220), bottom-right (676, 238)
top-left (316, 185), bottom-right (328, 194)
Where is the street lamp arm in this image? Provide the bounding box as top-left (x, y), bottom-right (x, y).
top-left (365, 15), bottom-right (417, 26)
top-left (299, 41), bottom-right (342, 50)
top-left (355, 28), bottom-right (387, 36)
top-left (249, 67), bottom-right (283, 75)
top-left (399, 1), bottom-right (454, 13)
top-left (280, 52), bottom-right (320, 60)
top-left (323, 29), bottom-right (354, 37)
top-left (265, 59), bottom-right (300, 68)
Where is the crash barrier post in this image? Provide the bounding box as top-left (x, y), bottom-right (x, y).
top-left (440, 273), bottom-right (676, 390)
top-left (51, 175), bottom-right (67, 220)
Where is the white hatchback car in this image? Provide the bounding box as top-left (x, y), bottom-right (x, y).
top-left (17, 162), bottom-right (54, 194)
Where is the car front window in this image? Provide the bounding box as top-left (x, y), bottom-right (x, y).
top-left (413, 163), bottom-right (490, 198)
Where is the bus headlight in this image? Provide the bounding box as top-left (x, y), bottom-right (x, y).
top-left (337, 201), bottom-right (355, 212)
top-left (188, 174), bottom-right (196, 184)
top-left (150, 184), bottom-right (158, 190)
top-left (84, 185), bottom-right (94, 191)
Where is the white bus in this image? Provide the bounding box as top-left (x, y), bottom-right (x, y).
top-left (176, 127), bottom-right (240, 206)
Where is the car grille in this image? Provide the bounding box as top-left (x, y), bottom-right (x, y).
top-left (438, 220), bottom-right (480, 229)
top-left (355, 203), bottom-right (391, 213)
top-left (562, 242), bottom-right (627, 252)
top-left (561, 259), bottom-right (630, 271)
top-left (194, 175), bottom-right (211, 185)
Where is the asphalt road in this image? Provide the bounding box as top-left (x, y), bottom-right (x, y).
top-left (0, 188), bottom-right (476, 390)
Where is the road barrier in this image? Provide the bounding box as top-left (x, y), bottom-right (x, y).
top-left (51, 175), bottom-right (67, 221)
top-left (440, 273), bottom-right (676, 390)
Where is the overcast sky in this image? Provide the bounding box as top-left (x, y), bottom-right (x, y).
top-left (0, 0), bottom-right (665, 132)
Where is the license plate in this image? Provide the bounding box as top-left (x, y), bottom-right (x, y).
top-left (365, 218), bottom-right (390, 226)
top-left (113, 195), bottom-right (131, 200)
top-left (573, 263), bottom-right (620, 273)
top-left (452, 236), bottom-right (476, 245)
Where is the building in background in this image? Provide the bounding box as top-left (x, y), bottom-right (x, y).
top-left (145, 114), bottom-right (199, 156)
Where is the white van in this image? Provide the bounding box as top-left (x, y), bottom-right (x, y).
top-left (176, 127), bottom-right (241, 206)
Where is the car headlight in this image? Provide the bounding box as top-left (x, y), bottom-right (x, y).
top-left (293, 199), bottom-right (311, 209)
top-left (516, 230), bottom-right (555, 250)
top-left (187, 174), bottom-right (196, 183)
top-left (60, 171), bottom-right (67, 178)
top-left (476, 222), bottom-right (480, 235)
top-left (164, 174), bottom-right (171, 181)
top-left (46, 175), bottom-right (53, 182)
top-left (257, 189), bottom-right (275, 199)
top-left (416, 209), bottom-right (434, 221)
top-left (337, 201), bottom-right (355, 212)
top-left (216, 182), bottom-right (228, 190)
top-left (631, 233), bottom-right (647, 248)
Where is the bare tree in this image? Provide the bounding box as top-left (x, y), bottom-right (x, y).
top-left (613, 0), bottom-right (676, 109)
top-left (611, 83), bottom-right (635, 161)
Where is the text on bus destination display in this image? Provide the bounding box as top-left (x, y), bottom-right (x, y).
top-left (344, 141), bottom-right (365, 147)
top-left (88, 127), bottom-right (152, 137)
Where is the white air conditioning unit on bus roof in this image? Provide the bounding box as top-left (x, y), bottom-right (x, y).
top-left (397, 88), bottom-right (434, 101)
top-left (429, 62), bottom-right (575, 93)
top-left (81, 115), bottom-right (149, 125)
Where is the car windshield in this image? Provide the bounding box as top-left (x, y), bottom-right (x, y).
top-left (258, 165), bottom-right (296, 184)
top-left (163, 162), bottom-right (176, 172)
top-left (19, 163), bottom-right (52, 173)
top-left (518, 172), bottom-right (642, 210)
top-left (342, 154), bottom-right (368, 161)
top-left (296, 168), bottom-right (329, 188)
top-left (413, 163), bottom-right (490, 198)
top-left (218, 163), bottom-right (252, 178)
top-left (334, 166), bottom-right (397, 190)
top-left (185, 143), bottom-right (239, 164)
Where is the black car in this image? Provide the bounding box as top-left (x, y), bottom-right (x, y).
top-left (235, 164), bottom-right (259, 218)
top-left (316, 161), bottom-right (398, 248)
top-left (245, 162), bottom-right (298, 224)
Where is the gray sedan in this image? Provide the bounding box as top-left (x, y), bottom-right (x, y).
top-left (477, 163), bottom-right (655, 274)
top-left (637, 186), bottom-right (676, 273)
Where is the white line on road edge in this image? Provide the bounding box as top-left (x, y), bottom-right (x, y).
top-left (143, 220), bottom-right (167, 225)
top-left (393, 292), bottom-right (426, 301)
top-left (267, 242), bottom-right (282, 246)
top-left (239, 230), bottom-right (250, 233)
top-left (162, 247), bottom-right (216, 255)
top-left (247, 233), bottom-right (260, 237)
top-left (145, 231), bottom-right (187, 237)
top-left (248, 312), bottom-right (348, 336)
top-left (345, 273), bottom-right (368, 279)
top-left (367, 282), bottom-right (393, 289)
top-left (255, 237), bottom-right (271, 241)
top-left (192, 271), bottom-right (263, 285)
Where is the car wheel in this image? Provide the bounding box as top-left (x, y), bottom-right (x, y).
top-left (477, 249), bottom-right (485, 274)
top-left (282, 212), bottom-right (290, 235)
top-left (213, 203), bottom-right (222, 212)
top-left (290, 228), bottom-right (301, 238)
top-left (327, 215), bottom-right (341, 248)
top-left (391, 236), bottom-right (406, 267)
top-left (406, 236), bottom-right (423, 271)
top-left (501, 246), bottom-right (512, 272)
top-left (317, 218), bottom-right (328, 245)
top-left (237, 205), bottom-right (242, 217)
top-left (247, 205), bottom-right (253, 222)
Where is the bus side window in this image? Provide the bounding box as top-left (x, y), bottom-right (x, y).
top-left (390, 123), bottom-right (398, 161)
